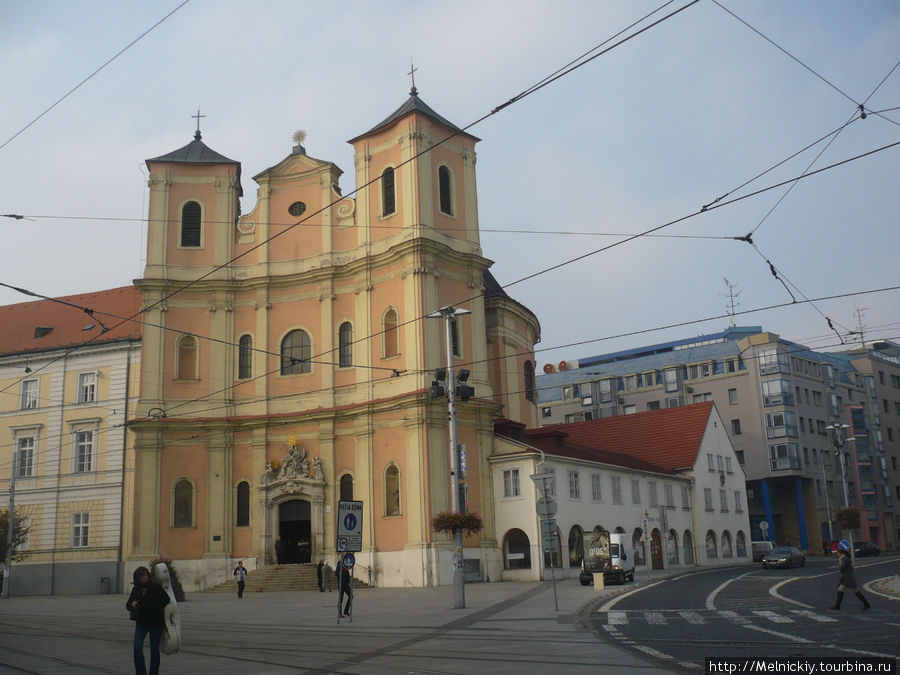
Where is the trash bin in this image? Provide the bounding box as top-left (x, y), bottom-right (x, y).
top-left (593, 572), bottom-right (605, 590)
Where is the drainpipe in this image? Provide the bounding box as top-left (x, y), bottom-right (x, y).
top-left (115, 344), bottom-right (134, 593)
top-left (50, 355), bottom-right (69, 594)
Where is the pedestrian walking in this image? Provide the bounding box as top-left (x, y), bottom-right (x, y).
top-left (316, 559), bottom-right (325, 592)
top-left (338, 564), bottom-right (353, 618)
top-left (233, 561), bottom-right (248, 598)
top-left (829, 539), bottom-right (871, 611)
top-left (126, 566), bottom-right (171, 675)
top-left (274, 535), bottom-right (285, 565)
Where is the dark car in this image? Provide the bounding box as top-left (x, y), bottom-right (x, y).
top-left (761, 546), bottom-right (805, 569)
top-left (854, 541), bottom-right (880, 557)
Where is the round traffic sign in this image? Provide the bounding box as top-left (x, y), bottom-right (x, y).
top-left (337, 536), bottom-right (349, 552)
top-left (342, 552), bottom-right (356, 569)
top-left (536, 496), bottom-right (558, 518)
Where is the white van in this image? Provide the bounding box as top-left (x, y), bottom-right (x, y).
top-left (751, 541), bottom-right (774, 562)
top-left (580, 531), bottom-right (636, 585)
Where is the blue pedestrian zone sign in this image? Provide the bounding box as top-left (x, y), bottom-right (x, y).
top-left (337, 500), bottom-right (363, 552)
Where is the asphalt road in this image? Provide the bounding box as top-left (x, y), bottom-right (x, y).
top-left (587, 556), bottom-right (900, 671)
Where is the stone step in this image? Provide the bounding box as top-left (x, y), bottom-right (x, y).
top-left (205, 564), bottom-right (368, 593)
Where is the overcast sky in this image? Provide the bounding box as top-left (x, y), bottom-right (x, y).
top-left (1, 0), bottom-right (898, 368)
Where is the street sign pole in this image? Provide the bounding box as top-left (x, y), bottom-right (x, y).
top-left (531, 473), bottom-right (559, 611)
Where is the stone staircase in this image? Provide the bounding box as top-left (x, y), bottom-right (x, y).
top-left (205, 563), bottom-right (368, 593)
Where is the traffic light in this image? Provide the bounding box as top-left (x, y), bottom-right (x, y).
top-left (455, 369), bottom-right (474, 402)
top-left (430, 369), bottom-right (447, 399)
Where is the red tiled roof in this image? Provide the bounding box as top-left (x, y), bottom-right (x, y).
top-left (536, 402), bottom-right (714, 472)
top-left (0, 286), bottom-right (142, 357)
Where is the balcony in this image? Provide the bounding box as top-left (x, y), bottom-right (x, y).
top-left (770, 457), bottom-right (801, 471)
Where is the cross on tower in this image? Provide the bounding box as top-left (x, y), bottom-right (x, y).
top-left (192, 108), bottom-right (206, 140)
top-left (408, 58), bottom-right (418, 95)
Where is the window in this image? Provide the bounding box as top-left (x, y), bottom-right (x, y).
top-left (173, 479), bottom-right (194, 527)
top-left (385, 464), bottom-right (401, 516)
top-left (15, 437), bottom-right (35, 478)
top-left (631, 478), bottom-right (641, 505)
top-left (238, 335), bottom-right (252, 379)
top-left (591, 473), bottom-right (603, 501)
top-left (664, 368), bottom-right (680, 392)
top-left (692, 392), bottom-right (712, 403)
top-left (71, 513), bottom-right (90, 548)
top-left (20, 379), bottom-right (38, 409)
top-left (623, 404), bottom-right (637, 414)
top-left (177, 335), bottom-right (198, 379)
top-left (813, 391), bottom-right (823, 406)
top-left (288, 201), bottom-right (307, 217)
top-left (646, 400), bottom-right (660, 411)
top-left (598, 379), bottom-right (613, 403)
top-left (624, 375), bottom-right (638, 391)
top-left (438, 165), bottom-right (453, 215)
top-left (541, 407), bottom-right (552, 418)
top-left (281, 330), bottom-right (311, 374)
top-left (765, 411), bottom-right (797, 438)
top-left (731, 419), bottom-right (742, 435)
top-left (681, 486), bottom-right (690, 509)
top-left (568, 471), bottom-right (581, 500)
top-left (728, 388), bottom-right (738, 405)
top-left (181, 201), bottom-right (202, 247)
top-left (340, 474), bottom-right (354, 501)
top-left (726, 457), bottom-right (733, 473)
top-left (338, 322), bottom-right (353, 368)
top-left (503, 529), bottom-right (531, 570)
top-left (665, 396), bottom-right (681, 408)
top-left (706, 530), bottom-right (718, 558)
top-left (721, 531), bottom-right (733, 558)
top-left (612, 476), bottom-right (623, 504)
top-left (717, 455), bottom-right (725, 473)
top-left (761, 379), bottom-right (793, 406)
top-left (719, 489), bottom-right (728, 511)
top-left (236, 481), bottom-right (250, 526)
top-left (665, 483), bottom-right (675, 507)
top-left (768, 443), bottom-right (800, 471)
top-left (382, 308), bottom-right (399, 358)
top-left (726, 359), bottom-right (737, 373)
top-left (704, 488), bottom-right (713, 511)
top-left (568, 526), bottom-right (584, 568)
top-left (77, 372), bottom-right (97, 403)
top-left (707, 453), bottom-right (715, 471)
top-left (644, 372), bottom-right (656, 387)
top-left (666, 530), bottom-right (679, 565)
top-left (734, 490), bottom-right (743, 512)
top-left (524, 361), bottom-right (535, 402)
top-left (503, 468), bottom-right (520, 497)
top-left (381, 167), bottom-right (396, 216)
top-left (759, 348), bottom-right (789, 375)
top-left (74, 430), bottom-right (94, 473)
top-left (649, 481), bottom-right (658, 507)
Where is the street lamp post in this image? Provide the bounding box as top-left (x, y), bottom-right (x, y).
top-left (826, 423), bottom-right (855, 563)
top-left (427, 306), bottom-right (470, 609)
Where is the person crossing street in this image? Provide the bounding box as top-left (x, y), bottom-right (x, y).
top-left (829, 539), bottom-right (871, 611)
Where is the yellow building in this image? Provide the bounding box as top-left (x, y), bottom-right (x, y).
top-left (129, 89), bottom-right (540, 589)
top-left (0, 287), bottom-right (141, 595)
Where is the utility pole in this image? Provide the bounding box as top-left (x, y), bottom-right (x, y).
top-left (427, 306), bottom-right (471, 609)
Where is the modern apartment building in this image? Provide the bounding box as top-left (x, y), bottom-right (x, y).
top-left (536, 326), bottom-right (896, 554)
top-left (0, 287), bottom-right (142, 595)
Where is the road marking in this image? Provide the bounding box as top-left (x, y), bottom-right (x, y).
top-left (678, 611), bottom-right (706, 624)
top-left (646, 612), bottom-right (666, 624)
top-left (743, 624), bottom-right (812, 643)
top-left (706, 571), bottom-right (755, 610)
top-left (769, 577), bottom-right (813, 608)
top-left (608, 611), bottom-right (628, 625)
top-left (718, 610), bottom-right (750, 624)
top-left (633, 644), bottom-right (673, 660)
top-left (753, 610), bottom-right (794, 623)
top-left (790, 609), bottom-right (837, 622)
top-left (598, 579), bottom-right (669, 612)
top-left (828, 644), bottom-right (898, 659)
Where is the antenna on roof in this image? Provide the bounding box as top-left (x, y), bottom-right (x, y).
top-left (722, 278), bottom-right (741, 327)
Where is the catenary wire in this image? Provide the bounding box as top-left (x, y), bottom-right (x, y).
top-left (0, 1), bottom-right (192, 151)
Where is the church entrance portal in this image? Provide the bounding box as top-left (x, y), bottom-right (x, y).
top-left (279, 499), bottom-right (311, 564)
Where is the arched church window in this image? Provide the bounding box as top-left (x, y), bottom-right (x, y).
top-left (524, 361), bottom-right (535, 402)
top-left (173, 478), bottom-right (194, 527)
top-left (385, 464), bottom-right (400, 516)
top-left (338, 322), bottom-right (353, 368)
top-left (238, 334), bottom-right (252, 379)
top-left (177, 334), bottom-right (198, 380)
top-left (340, 474), bottom-right (353, 501)
top-left (236, 481), bottom-right (250, 527)
top-left (381, 167), bottom-right (396, 217)
top-left (382, 309), bottom-right (399, 358)
top-left (181, 201), bottom-right (202, 247)
top-left (438, 165), bottom-right (453, 215)
top-left (281, 329), bottom-right (311, 375)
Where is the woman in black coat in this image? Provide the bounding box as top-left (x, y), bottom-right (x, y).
top-left (829, 540), bottom-right (871, 611)
top-left (126, 566), bottom-right (170, 675)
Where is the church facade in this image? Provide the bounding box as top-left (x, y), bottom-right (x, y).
top-left (129, 90), bottom-right (541, 589)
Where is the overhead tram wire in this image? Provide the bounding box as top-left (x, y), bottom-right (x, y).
top-left (5, 284), bottom-right (896, 473)
top-left (0, 1), bottom-right (701, 395)
top-left (0, 0), bottom-right (192, 151)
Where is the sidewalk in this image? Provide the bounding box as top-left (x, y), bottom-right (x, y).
top-left (0, 571), bottom-right (679, 674)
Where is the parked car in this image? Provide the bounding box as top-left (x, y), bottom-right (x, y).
top-left (854, 541), bottom-right (880, 557)
top-left (751, 541), bottom-right (774, 562)
top-left (761, 546), bottom-right (805, 569)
